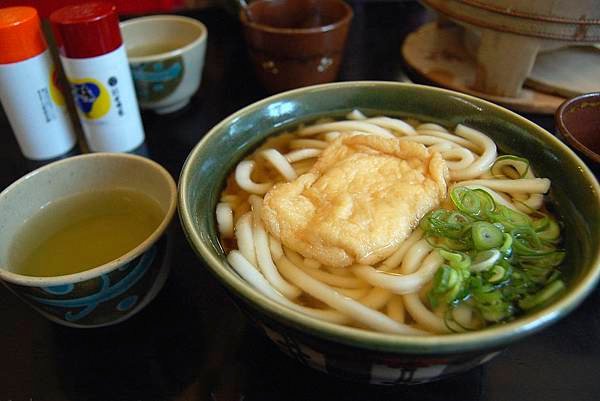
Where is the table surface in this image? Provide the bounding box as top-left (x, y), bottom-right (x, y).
top-left (1, 2), bottom-right (599, 401)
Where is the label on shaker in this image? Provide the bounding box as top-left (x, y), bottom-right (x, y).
top-left (0, 50), bottom-right (77, 160)
top-left (60, 45), bottom-right (145, 152)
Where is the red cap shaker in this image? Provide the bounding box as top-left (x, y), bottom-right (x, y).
top-left (49, 2), bottom-right (145, 153)
top-left (50, 2), bottom-right (122, 59)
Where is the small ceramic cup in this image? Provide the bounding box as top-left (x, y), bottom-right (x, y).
top-left (240, 0), bottom-right (353, 93)
top-left (555, 92), bottom-right (600, 167)
top-left (120, 15), bottom-right (207, 114)
top-left (0, 153), bottom-right (177, 328)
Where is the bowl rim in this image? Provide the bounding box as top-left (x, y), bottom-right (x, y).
top-left (555, 92), bottom-right (600, 163)
top-left (239, 0), bottom-right (353, 35)
top-left (179, 81), bottom-right (600, 354)
top-left (120, 15), bottom-right (207, 63)
top-left (0, 152), bottom-right (177, 286)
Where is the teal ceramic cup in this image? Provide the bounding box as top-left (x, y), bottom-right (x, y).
top-left (179, 82), bottom-right (600, 384)
top-left (0, 153), bottom-right (177, 328)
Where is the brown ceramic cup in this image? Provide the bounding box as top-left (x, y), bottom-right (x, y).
top-left (240, 0), bottom-right (353, 93)
top-left (555, 92), bottom-right (600, 165)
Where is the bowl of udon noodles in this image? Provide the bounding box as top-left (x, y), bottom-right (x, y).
top-left (179, 81), bottom-right (600, 385)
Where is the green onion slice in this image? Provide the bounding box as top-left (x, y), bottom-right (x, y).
top-left (487, 265), bottom-right (506, 283)
top-left (533, 216), bottom-right (561, 242)
top-left (472, 221), bottom-right (504, 250)
top-left (425, 235), bottom-right (471, 252)
top-left (439, 249), bottom-right (471, 270)
top-left (499, 233), bottom-right (513, 255)
top-left (491, 155), bottom-right (530, 179)
top-left (490, 205), bottom-right (531, 230)
top-left (470, 249), bottom-right (501, 272)
top-left (518, 280), bottom-right (565, 310)
top-left (451, 187), bottom-right (495, 219)
top-left (421, 210), bottom-right (471, 239)
top-left (512, 227), bottom-right (554, 256)
top-left (519, 251), bottom-right (566, 269)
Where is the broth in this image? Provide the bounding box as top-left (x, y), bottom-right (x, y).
top-left (9, 188), bottom-right (163, 277)
top-left (127, 42), bottom-right (183, 57)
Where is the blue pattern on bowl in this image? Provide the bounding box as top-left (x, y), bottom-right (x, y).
top-left (30, 245), bottom-right (156, 322)
top-left (4, 234), bottom-right (171, 327)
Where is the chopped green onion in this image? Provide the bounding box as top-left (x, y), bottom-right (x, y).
top-left (487, 265), bottom-right (506, 282)
top-left (512, 227), bottom-right (554, 256)
top-left (490, 205), bottom-right (531, 230)
top-left (420, 209), bottom-right (471, 239)
top-left (432, 265), bottom-right (458, 293)
top-left (499, 233), bottom-right (513, 254)
top-left (518, 280), bottom-right (565, 310)
top-left (421, 186), bottom-right (565, 327)
top-left (445, 304), bottom-right (481, 332)
top-left (546, 270), bottom-right (561, 284)
top-left (532, 216), bottom-right (550, 231)
top-left (429, 265), bottom-right (464, 308)
top-left (519, 251), bottom-right (565, 268)
top-left (472, 221), bottom-right (504, 250)
top-left (447, 211), bottom-right (472, 226)
top-left (470, 249), bottom-right (501, 272)
top-left (491, 155), bottom-right (530, 179)
top-left (534, 216), bottom-right (561, 242)
top-left (471, 288), bottom-right (512, 322)
top-left (451, 187), bottom-right (495, 218)
top-left (522, 265), bottom-right (555, 284)
top-left (425, 235), bottom-right (471, 252)
top-left (439, 249), bottom-right (471, 270)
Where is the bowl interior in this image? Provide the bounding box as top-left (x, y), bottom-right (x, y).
top-left (244, 0), bottom-right (352, 31)
top-left (121, 16), bottom-right (206, 61)
top-left (180, 82), bottom-right (600, 353)
top-left (556, 92), bottom-right (600, 163)
top-left (0, 153), bottom-right (177, 284)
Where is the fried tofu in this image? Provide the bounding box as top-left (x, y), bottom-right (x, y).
top-left (262, 135), bottom-right (448, 268)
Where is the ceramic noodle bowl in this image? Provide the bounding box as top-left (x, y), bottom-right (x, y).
top-left (179, 82), bottom-right (600, 384)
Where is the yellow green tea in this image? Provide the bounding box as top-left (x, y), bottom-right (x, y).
top-left (10, 189), bottom-right (164, 277)
top-left (127, 42), bottom-right (183, 57)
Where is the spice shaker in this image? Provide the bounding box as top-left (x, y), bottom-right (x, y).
top-left (50, 2), bottom-right (145, 153)
top-left (0, 6), bottom-right (77, 160)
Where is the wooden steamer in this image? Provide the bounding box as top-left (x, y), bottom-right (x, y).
top-left (410, 0), bottom-right (600, 111)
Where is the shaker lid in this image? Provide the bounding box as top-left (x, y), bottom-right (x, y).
top-left (50, 2), bottom-right (122, 59)
top-left (0, 7), bottom-right (47, 64)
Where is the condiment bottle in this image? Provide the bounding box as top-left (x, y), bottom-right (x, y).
top-left (50, 2), bottom-right (145, 153)
top-left (0, 6), bottom-right (77, 160)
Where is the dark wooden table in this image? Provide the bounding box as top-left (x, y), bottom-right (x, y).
top-left (1, 2), bottom-right (598, 400)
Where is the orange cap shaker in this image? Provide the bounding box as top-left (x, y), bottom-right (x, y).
top-left (0, 5), bottom-right (77, 159)
top-left (0, 6), bottom-right (47, 64)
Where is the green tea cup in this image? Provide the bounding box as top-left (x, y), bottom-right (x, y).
top-left (0, 153), bottom-right (177, 328)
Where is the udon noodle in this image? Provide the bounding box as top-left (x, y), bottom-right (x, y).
top-left (216, 110), bottom-right (562, 335)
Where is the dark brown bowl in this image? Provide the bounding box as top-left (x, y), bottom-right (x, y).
top-left (555, 92), bottom-right (600, 164)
